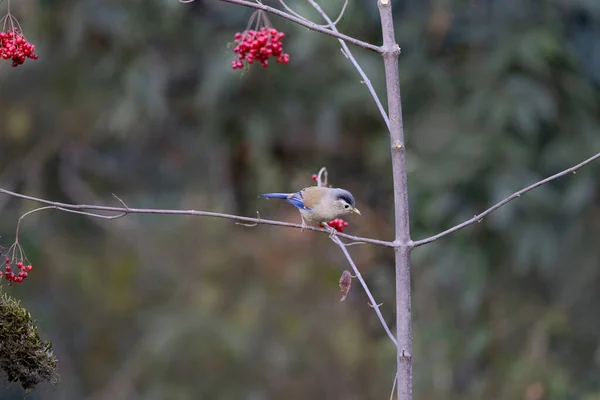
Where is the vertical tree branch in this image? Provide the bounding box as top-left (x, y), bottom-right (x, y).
top-left (377, 0), bottom-right (413, 399)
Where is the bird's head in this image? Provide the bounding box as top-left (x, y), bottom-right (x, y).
top-left (330, 189), bottom-right (361, 217)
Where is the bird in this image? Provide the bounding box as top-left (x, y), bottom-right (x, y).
top-left (259, 186), bottom-right (361, 231)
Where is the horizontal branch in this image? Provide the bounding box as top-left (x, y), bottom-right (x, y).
top-left (412, 151), bottom-right (600, 248)
top-left (0, 187), bottom-right (395, 248)
top-left (215, 0), bottom-right (382, 53)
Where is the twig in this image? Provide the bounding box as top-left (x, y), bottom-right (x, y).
top-left (331, 235), bottom-right (397, 347)
top-left (307, 0), bottom-right (390, 130)
top-left (316, 166), bottom-right (327, 187)
top-left (0, 187), bottom-right (394, 248)
top-left (330, 0), bottom-right (349, 26)
top-left (278, 0), bottom-right (348, 27)
top-left (412, 151), bottom-right (600, 248)
top-left (278, 0), bottom-right (313, 24)
top-left (236, 211), bottom-right (262, 227)
top-left (204, 0), bottom-right (382, 53)
top-left (390, 373), bottom-right (398, 400)
top-left (341, 241), bottom-right (368, 247)
top-left (14, 206), bottom-right (126, 243)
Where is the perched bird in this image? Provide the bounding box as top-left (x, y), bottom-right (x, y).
top-left (259, 186), bottom-right (361, 230)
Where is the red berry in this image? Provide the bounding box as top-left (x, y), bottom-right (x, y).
top-left (311, 174), bottom-right (318, 181)
top-left (5, 258), bottom-right (9, 264)
top-left (231, 27), bottom-right (289, 70)
top-left (26, 265), bottom-right (32, 271)
top-left (0, 28), bottom-right (38, 67)
top-left (5, 265), bottom-right (11, 272)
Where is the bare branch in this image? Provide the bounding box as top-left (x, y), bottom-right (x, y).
top-left (205, 0), bottom-right (382, 53)
top-left (0, 187), bottom-right (395, 248)
top-left (341, 240), bottom-right (368, 247)
top-left (278, 0), bottom-right (348, 28)
top-left (54, 207), bottom-right (127, 220)
top-left (412, 151), bottom-right (600, 248)
top-left (331, 235), bottom-right (397, 347)
top-left (236, 211), bottom-right (262, 227)
top-left (307, 0), bottom-right (390, 130)
top-left (330, 0), bottom-right (349, 26)
top-left (316, 166), bottom-right (328, 187)
top-left (390, 373), bottom-right (398, 400)
top-left (278, 0), bottom-right (313, 24)
top-left (14, 205), bottom-right (126, 244)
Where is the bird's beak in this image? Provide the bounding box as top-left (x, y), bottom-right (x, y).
top-left (352, 208), bottom-right (361, 215)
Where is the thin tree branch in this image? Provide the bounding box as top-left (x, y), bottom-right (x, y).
top-left (207, 0), bottom-right (382, 53)
top-left (330, 0), bottom-right (349, 26)
top-left (390, 373), bottom-right (398, 400)
top-left (14, 206), bottom-right (126, 243)
top-left (331, 235), bottom-right (397, 347)
top-left (278, 0), bottom-right (313, 24)
top-left (412, 150), bottom-right (600, 248)
top-left (307, 0), bottom-right (390, 130)
top-left (278, 0), bottom-right (348, 28)
top-left (0, 187), bottom-right (394, 248)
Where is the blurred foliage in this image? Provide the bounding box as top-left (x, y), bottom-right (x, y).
top-left (0, 288), bottom-right (58, 392)
top-left (0, 0), bottom-right (599, 399)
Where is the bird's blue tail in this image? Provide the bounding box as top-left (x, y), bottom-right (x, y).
top-left (259, 193), bottom-right (290, 199)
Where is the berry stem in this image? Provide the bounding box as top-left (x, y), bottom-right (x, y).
top-left (15, 206), bottom-right (55, 244)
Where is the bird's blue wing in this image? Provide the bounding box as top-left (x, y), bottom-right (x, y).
top-left (286, 191), bottom-right (312, 210)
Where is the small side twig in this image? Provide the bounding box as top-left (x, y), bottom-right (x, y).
top-left (236, 211), bottom-right (262, 227)
top-left (15, 206), bottom-right (126, 243)
top-left (278, 0), bottom-right (348, 28)
top-left (278, 0), bottom-right (313, 24)
top-left (330, 0), bottom-right (349, 26)
top-left (389, 373), bottom-right (398, 400)
top-left (316, 166), bottom-right (328, 187)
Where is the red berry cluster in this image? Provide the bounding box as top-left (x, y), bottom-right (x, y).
top-left (232, 27), bottom-right (290, 69)
top-left (327, 218), bottom-right (349, 233)
top-left (1, 257), bottom-right (32, 285)
top-left (0, 28), bottom-right (38, 67)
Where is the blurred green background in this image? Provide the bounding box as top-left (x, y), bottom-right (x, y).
top-left (1, 0), bottom-right (600, 399)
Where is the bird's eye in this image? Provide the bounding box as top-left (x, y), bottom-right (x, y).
top-left (344, 204), bottom-right (349, 209)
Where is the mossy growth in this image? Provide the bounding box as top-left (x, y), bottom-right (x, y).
top-left (0, 287), bottom-right (59, 392)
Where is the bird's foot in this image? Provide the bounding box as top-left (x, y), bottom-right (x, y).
top-left (325, 224), bottom-right (337, 238)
